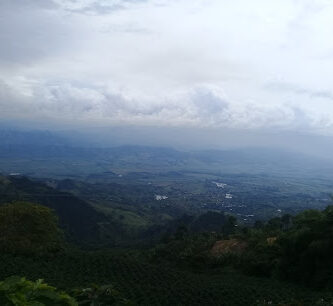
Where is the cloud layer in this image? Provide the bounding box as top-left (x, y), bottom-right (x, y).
top-left (1, 0), bottom-right (333, 133)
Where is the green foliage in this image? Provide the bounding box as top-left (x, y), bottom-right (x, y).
top-left (230, 206), bottom-right (333, 288)
top-left (151, 232), bottom-right (219, 267)
top-left (0, 202), bottom-right (64, 255)
top-left (0, 276), bottom-right (76, 306)
top-left (72, 284), bottom-right (133, 305)
top-left (275, 207), bottom-right (333, 287)
top-left (0, 251), bottom-right (331, 306)
top-left (0, 276), bottom-right (133, 306)
top-left (0, 176), bottom-right (105, 244)
top-left (1, 174), bottom-right (333, 304)
top-left (239, 241), bottom-right (280, 277)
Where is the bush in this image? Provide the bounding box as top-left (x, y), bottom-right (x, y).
top-left (72, 284), bottom-right (133, 305)
top-left (0, 276), bottom-right (76, 306)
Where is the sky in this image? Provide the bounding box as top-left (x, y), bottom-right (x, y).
top-left (1, 0), bottom-right (333, 146)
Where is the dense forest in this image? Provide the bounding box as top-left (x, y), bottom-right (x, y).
top-left (1, 174), bottom-right (333, 305)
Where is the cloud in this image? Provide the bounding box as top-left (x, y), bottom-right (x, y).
top-left (51, 0), bottom-right (146, 14)
top-left (266, 82), bottom-right (333, 101)
top-left (1, 0), bottom-right (333, 134)
top-left (0, 78), bottom-right (327, 132)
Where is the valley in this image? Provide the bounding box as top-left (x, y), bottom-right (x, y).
top-left (1, 135), bottom-right (333, 305)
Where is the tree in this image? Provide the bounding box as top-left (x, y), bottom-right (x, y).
top-left (0, 202), bottom-right (64, 255)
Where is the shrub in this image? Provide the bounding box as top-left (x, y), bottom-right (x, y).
top-left (0, 276), bottom-right (76, 306)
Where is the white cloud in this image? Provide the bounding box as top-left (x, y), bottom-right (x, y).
top-left (1, 0), bottom-right (333, 134)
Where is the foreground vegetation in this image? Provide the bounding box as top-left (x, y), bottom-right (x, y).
top-left (0, 251), bottom-right (332, 305)
top-left (1, 199), bottom-right (333, 305)
top-left (0, 276), bottom-right (132, 305)
top-left (151, 206), bottom-right (333, 290)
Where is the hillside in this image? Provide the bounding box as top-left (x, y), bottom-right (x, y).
top-left (0, 175), bottom-right (105, 243)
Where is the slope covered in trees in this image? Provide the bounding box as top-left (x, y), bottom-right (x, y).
top-left (235, 206), bottom-right (333, 288)
top-left (0, 199), bottom-right (333, 304)
top-left (0, 202), bottom-right (63, 255)
top-left (0, 175), bottom-right (105, 244)
top-left (1, 174), bottom-right (333, 304)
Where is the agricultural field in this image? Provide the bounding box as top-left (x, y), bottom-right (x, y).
top-left (0, 251), bottom-right (330, 306)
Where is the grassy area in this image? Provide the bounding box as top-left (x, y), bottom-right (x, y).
top-left (93, 204), bottom-right (153, 228)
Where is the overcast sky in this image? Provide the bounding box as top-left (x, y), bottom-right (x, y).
top-left (1, 0), bottom-right (333, 138)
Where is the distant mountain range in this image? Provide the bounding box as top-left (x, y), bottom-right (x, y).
top-left (1, 128), bottom-right (333, 179)
top-left (0, 129), bottom-right (68, 146)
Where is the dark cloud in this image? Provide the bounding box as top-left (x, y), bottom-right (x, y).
top-left (0, 0), bottom-right (58, 11)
